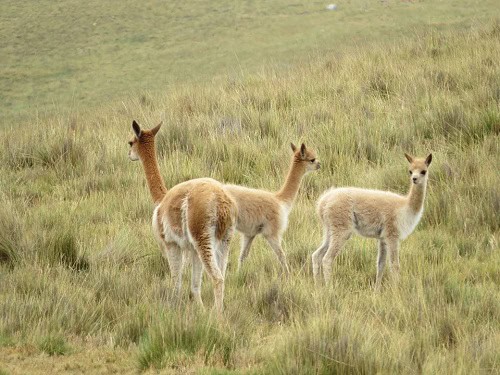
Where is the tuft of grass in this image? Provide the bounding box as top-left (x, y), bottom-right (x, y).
top-left (137, 311), bottom-right (237, 371)
top-left (265, 314), bottom-right (389, 374)
top-left (39, 228), bottom-right (89, 271)
top-left (38, 335), bottom-right (70, 356)
top-left (0, 333), bottom-right (14, 347)
top-left (0, 202), bottom-right (23, 268)
top-left (2, 129), bottom-right (86, 174)
top-left (255, 282), bottom-right (310, 323)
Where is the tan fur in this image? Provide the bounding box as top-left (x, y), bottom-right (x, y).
top-left (129, 121), bottom-right (237, 315)
top-left (312, 153), bottom-right (432, 290)
top-left (225, 143), bottom-right (320, 273)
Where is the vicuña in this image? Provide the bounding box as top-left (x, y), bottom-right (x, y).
top-left (128, 120), bottom-right (237, 315)
top-left (312, 153), bottom-right (432, 289)
top-left (225, 143), bottom-right (320, 274)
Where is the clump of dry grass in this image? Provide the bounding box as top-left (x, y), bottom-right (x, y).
top-left (0, 201), bottom-right (24, 269)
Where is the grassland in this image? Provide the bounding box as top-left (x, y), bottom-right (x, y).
top-left (0, 19), bottom-right (499, 373)
top-left (1, 0), bottom-right (499, 124)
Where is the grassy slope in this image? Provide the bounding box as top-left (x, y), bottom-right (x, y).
top-left (1, 22), bottom-right (499, 373)
top-left (1, 0), bottom-right (499, 124)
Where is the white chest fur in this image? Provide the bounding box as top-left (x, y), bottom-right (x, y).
top-left (397, 206), bottom-right (423, 240)
top-left (279, 203), bottom-right (292, 232)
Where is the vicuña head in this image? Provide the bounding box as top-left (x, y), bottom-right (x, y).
top-left (313, 152), bottom-right (432, 290)
top-left (405, 152), bottom-right (432, 186)
top-left (128, 120), bottom-right (162, 162)
top-left (290, 142), bottom-right (321, 174)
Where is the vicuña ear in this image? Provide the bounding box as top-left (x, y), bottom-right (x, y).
top-left (425, 153), bottom-right (433, 166)
top-left (132, 120), bottom-right (142, 138)
top-left (151, 121), bottom-right (162, 136)
top-left (404, 153), bottom-right (413, 163)
top-left (291, 143), bottom-right (297, 152)
top-left (300, 143), bottom-right (306, 159)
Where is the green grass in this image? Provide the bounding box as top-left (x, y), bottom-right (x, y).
top-left (38, 335), bottom-right (70, 356)
top-left (1, 0), bottom-right (499, 124)
top-left (0, 18), bottom-right (499, 374)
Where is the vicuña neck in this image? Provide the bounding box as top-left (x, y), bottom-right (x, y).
top-left (139, 140), bottom-right (167, 204)
top-left (275, 158), bottom-right (306, 203)
top-left (407, 181), bottom-right (426, 214)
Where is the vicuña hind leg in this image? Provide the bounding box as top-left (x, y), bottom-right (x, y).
top-left (312, 230), bottom-right (330, 285)
top-left (264, 235), bottom-right (290, 275)
top-left (190, 248), bottom-right (204, 308)
top-left (322, 231), bottom-right (350, 284)
top-left (163, 242), bottom-right (184, 301)
top-left (238, 235), bottom-right (255, 271)
top-left (192, 232), bottom-right (225, 317)
top-left (217, 233), bottom-right (233, 277)
top-left (375, 239), bottom-right (388, 291)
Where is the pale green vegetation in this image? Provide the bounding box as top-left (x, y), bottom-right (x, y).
top-left (1, 0), bottom-right (499, 123)
top-left (1, 14), bottom-right (500, 375)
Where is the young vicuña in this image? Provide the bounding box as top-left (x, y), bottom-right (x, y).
top-left (312, 153), bottom-right (432, 289)
top-left (225, 143), bottom-right (320, 274)
top-left (128, 120), bottom-right (237, 315)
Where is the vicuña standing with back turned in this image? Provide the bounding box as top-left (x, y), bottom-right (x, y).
top-left (312, 153), bottom-right (432, 290)
top-left (128, 120), bottom-right (237, 316)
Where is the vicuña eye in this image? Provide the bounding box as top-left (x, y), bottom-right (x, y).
top-left (128, 141), bottom-right (133, 146)
top-left (421, 170), bottom-right (427, 175)
top-left (409, 170), bottom-right (412, 175)
top-left (310, 159), bottom-right (315, 163)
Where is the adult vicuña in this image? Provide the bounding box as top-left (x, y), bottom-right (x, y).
top-left (128, 120), bottom-right (237, 315)
top-left (225, 143), bottom-right (320, 274)
top-left (312, 153), bottom-right (432, 289)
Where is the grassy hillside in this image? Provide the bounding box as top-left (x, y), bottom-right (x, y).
top-left (1, 0), bottom-right (499, 124)
top-left (1, 22), bottom-right (499, 374)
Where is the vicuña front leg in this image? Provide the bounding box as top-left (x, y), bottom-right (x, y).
top-left (265, 235), bottom-right (290, 275)
top-left (375, 239), bottom-right (388, 291)
top-left (387, 238), bottom-right (400, 283)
